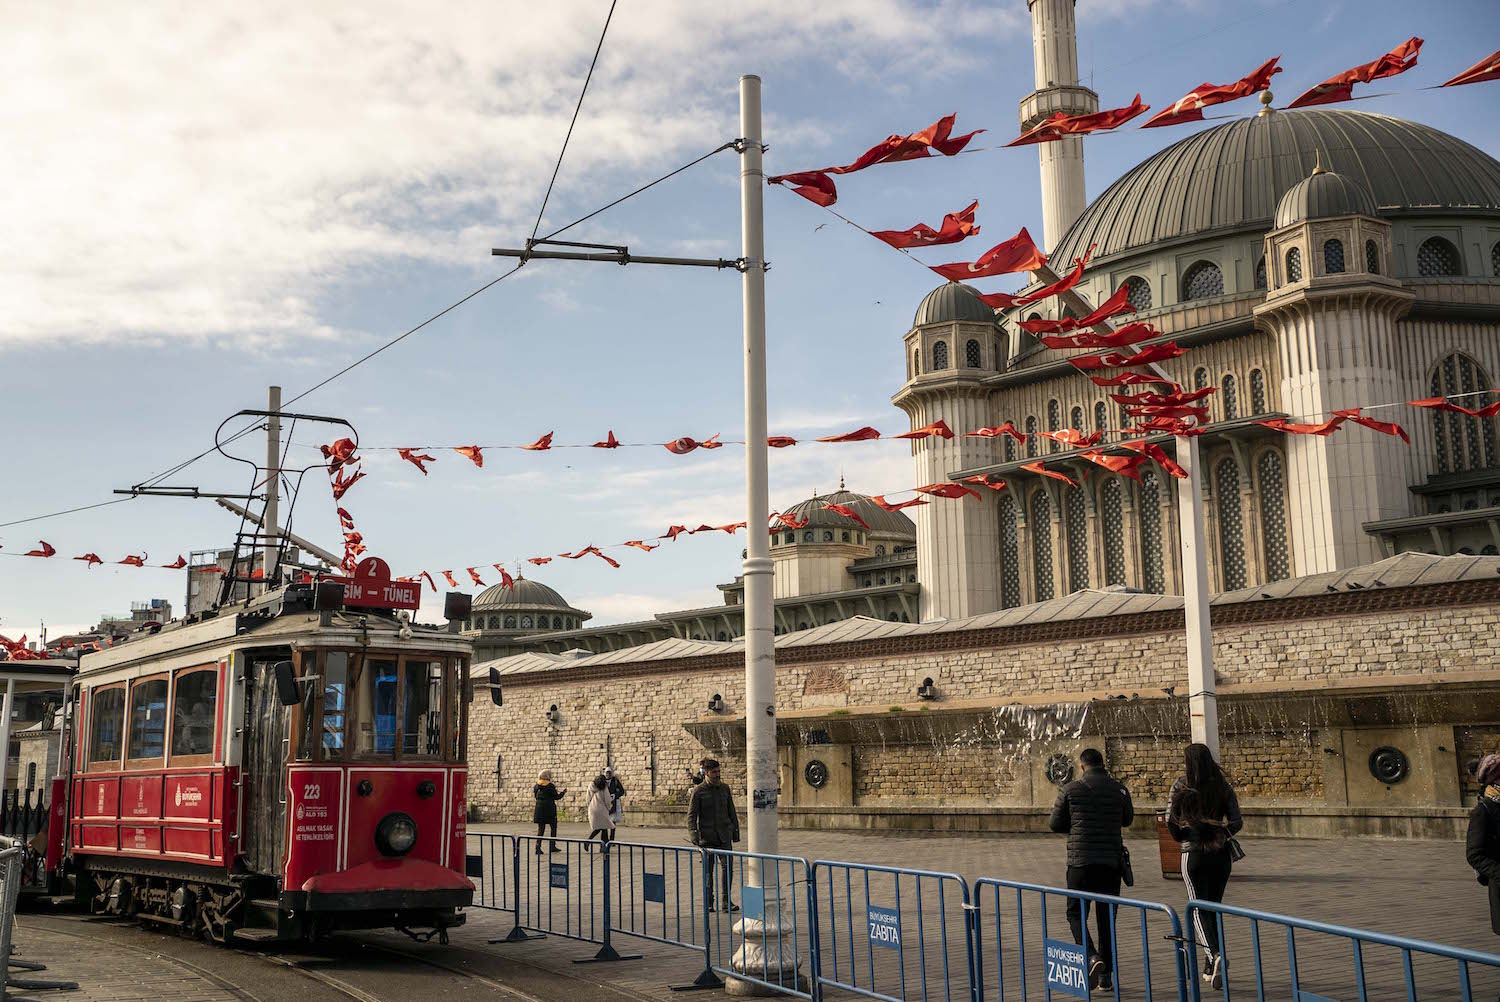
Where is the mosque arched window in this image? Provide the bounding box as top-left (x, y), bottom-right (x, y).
top-left (1492, 240), bottom-right (1500, 277)
top-left (1222, 373), bottom-right (1238, 421)
top-left (1366, 239), bottom-right (1381, 275)
top-left (1194, 367), bottom-right (1210, 392)
top-left (803, 531), bottom-right (814, 543)
top-left (1254, 257), bottom-right (1267, 290)
top-left (1215, 457), bottom-right (1247, 592)
top-left (1019, 314), bottom-right (1042, 355)
top-left (1025, 416), bottom-right (1039, 457)
top-left (1100, 478), bottom-right (1126, 587)
top-left (1138, 471), bottom-right (1164, 594)
top-left (998, 493), bottom-right (1021, 609)
top-left (1029, 489), bottom-right (1054, 602)
top-left (932, 340), bottom-right (950, 370)
top-left (1047, 400), bottom-right (1061, 452)
top-left (1123, 276), bottom-right (1152, 311)
top-left (1065, 484), bottom-right (1089, 592)
top-left (520, 615), bottom-right (533, 629)
top-left (1070, 405), bottom-right (1084, 434)
top-left (504, 616), bottom-right (516, 629)
top-left (1431, 353), bottom-right (1498, 473)
top-left (1250, 369), bottom-right (1268, 415)
top-left (1182, 261), bottom-right (1223, 301)
top-left (1004, 435), bottom-right (1017, 462)
top-left (841, 531), bottom-right (851, 543)
top-left (1323, 238), bottom-right (1345, 275)
top-left (875, 544), bottom-right (885, 556)
top-left (1094, 401), bottom-right (1109, 433)
top-left (1257, 449), bottom-right (1291, 582)
top-left (822, 530), bottom-right (834, 542)
top-left (552, 616), bottom-right (563, 629)
top-left (966, 339), bottom-right (982, 368)
top-left (1418, 237), bottom-right (1462, 277)
top-left (1285, 247), bottom-right (1303, 283)
top-left (913, 347), bottom-right (920, 376)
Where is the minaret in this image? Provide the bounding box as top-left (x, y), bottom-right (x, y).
top-left (1022, 0), bottom-right (1097, 251)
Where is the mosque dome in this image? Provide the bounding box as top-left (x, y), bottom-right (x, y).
top-left (781, 489), bottom-right (918, 539)
top-left (474, 577), bottom-right (572, 609)
top-left (1273, 162), bottom-right (1379, 228)
top-left (913, 281), bottom-right (997, 327)
top-left (467, 577), bottom-right (591, 636)
top-left (1051, 109), bottom-right (1500, 268)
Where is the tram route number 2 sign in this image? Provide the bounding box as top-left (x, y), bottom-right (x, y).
top-left (867, 905), bottom-right (901, 950)
top-left (1043, 938), bottom-right (1089, 998)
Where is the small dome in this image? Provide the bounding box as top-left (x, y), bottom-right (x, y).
top-left (781, 490), bottom-right (918, 538)
top-left (1274, 163), bottom-right (1379, 228)
top-left (913, 282), bottom-right (996, 327)
top-left (473, 577), bottom-right (572, 610)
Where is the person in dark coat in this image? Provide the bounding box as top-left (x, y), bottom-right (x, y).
top-left (1466, 754), bottom-right (1500, 935)
top-left (605, 765), bottom-right (626, 833)
top-left (688, 759), bottom-right (740, 911)
top-left (1049, 748), bottom-right (1134, 992)
top-left (1168, 742), bottom-right (1243, 990)
top-left (533, 770), bottom-right (566, 853)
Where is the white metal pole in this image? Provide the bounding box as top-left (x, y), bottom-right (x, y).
top-left (738, 74), bottom-right (777, 868)
top-left (1175, 434), bottom-right (1218, 756)
top-left (264, 385), bottom-right (282, 592)
top-left (0, 680), bottom-right (14, 793)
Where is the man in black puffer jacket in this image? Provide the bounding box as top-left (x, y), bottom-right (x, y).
top-left (1049, 748), bottom-right (1134, 991)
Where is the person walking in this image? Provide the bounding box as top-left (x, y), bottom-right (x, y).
top-left (1168, 742), bottom-right (1243, 990)
top-left (1465, 755), bottom-right (1500, 938)
top-left (586, 774), bottom-right (613, 848)
top-left (532, 770), bottom-right (566, 853)
top-left (688, 758), bottom-right (739, 912)
top-left (605, 765), bottom-right (626, 836)
top-left (1048, 748), bottom-right (1134, 992)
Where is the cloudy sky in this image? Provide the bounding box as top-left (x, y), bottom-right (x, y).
top-left (3, 0), bottom-right (1497, 641)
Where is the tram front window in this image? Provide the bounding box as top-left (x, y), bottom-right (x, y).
top-left (354, 658), bottom-right (399, 756)
top-left (402, 660), bottom-right (444, 756)
top-left (322, 652), bottom-right (350, 754)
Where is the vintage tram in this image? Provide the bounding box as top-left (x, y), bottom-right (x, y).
top-left (62, 558), bottom-right (474, 943)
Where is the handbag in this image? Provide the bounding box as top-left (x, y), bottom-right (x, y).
top-left (1119, 844), bottom-right (1135, 887)
top-left (1227, 836), bottom-right (1246, 862)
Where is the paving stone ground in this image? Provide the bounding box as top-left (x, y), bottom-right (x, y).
top-left (8, 918), bottom-right (238, 1002)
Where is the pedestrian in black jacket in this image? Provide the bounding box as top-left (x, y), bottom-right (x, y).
top-left (1049, 748), bottom-right (1134, 992)
top-left (532, 771), bottom-right (567, 853)
top-left (688, 759), bottom-right (740, 911)
top-left (1168, 742), bottom-right (1242, 990)
top-left (1466, 755), bottom-right (1500, 935)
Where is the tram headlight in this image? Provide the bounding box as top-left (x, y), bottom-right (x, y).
top-left (375, 811), bottom-right (418, 857)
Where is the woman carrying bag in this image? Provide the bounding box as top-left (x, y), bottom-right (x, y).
top-left (1168, 743), bottom-right (1242, 991)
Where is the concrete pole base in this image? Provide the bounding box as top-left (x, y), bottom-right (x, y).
top-left (726, 901), bottom-right (806, 996)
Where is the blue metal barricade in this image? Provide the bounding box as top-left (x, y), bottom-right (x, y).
top-left (705, 849), bottom-right (818, 999)
top-left (609, 839), bottom-right (722, 989)
top-left (501, 833), bottom-right (638, 961)
top-left (1183, 899), bottom-right (1500, 1002)
top-left (465, 833), bottom-right (516, 912)
top-left (973, 877), bottom-right (1188, 1002)
top-left (812, 860), bottom-right (975, 1002)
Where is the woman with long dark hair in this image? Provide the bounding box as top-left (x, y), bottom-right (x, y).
top-left (1168, 743), bottom-right (1242, 990)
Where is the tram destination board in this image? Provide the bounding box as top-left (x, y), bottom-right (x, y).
top-left (341, 557), bottom-right (421, 611)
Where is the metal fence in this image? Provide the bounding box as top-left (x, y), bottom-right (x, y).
top-left (0, 834), bottom-right (77, 1001)
top-left (706, 849), bottom-right (817, 999)
top-left (610, 839), bottom-right (722, 989)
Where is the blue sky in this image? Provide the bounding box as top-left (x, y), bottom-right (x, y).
top-left (3, 0), bottom-right (1498, 640)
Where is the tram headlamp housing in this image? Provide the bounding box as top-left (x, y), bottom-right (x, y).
top-left (375, 812), bottom-right (418, 857)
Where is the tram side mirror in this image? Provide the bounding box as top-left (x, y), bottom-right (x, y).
top-left (488, 667), bottom-right (504, 707)
top-left (273, 661), bottom-right (301, 706)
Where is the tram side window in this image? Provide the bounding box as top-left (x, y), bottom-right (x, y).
top-left (354, 658), bottom-right (398, 755)
top-left (402, 660), bottom-right (444, 756)
top-left (323, 652), bottom-right (350, 755)
top-left (128, 678), bottom-right (169, 760)
top-left (171, 669), bottom-right (218, 758)
top-left (89, 687), bottom-right (126, 765)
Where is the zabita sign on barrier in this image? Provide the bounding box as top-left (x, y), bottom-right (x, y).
top-left (550, 862), bottom-right (569, 889)
top-left (642, 872), bottom-right (665, 904)
top-left (867, 905), bottom-right (901, 950)
top-left (1043, 938), bottom-right (1090, 998)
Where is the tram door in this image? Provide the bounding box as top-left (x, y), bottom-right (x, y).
top-left (242, 652), bottom-right (293, 875)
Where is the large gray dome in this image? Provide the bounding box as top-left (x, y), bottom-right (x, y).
top-left (1274, 166), bottom-right (1379, 227)
top-left (474, 577), bottom-right (572, 610)
top-left (1052, 109), bottom-right (1500, 268)
top-left (782, 490), bottom-right (917, 538)
top-left (913, 282), bottom-right (996, 327)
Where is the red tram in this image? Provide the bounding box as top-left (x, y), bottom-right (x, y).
top-left (59, 559), bottom-right (474, 943)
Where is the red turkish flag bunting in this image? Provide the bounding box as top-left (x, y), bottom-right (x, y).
top-left (665, 434), bottom-right (722, 455)
top-left (398, 448), bottom-right (437, 474)
top-left (454, 446), bottom-right (484, 468)
top-left (1042, 321), bottom-right (1157, 351)
top-left (1255, 416), bottom-right (1346, 436)
top-left (337, 507), bottom-right (356, 530)
top-left (965, 422), bottom-right (1027, 443)
top-left (1088, 371), bottom-right (1174, 387)
top-left (528, 557), bottom-right (553, 565)
top-left (767, 436), bottom-right (798, 448)
top-left (1111, 386), bottom-right (1214, 407)
top-left (118, 553), bottom-right (147, 567)
top-left (714, 522), bottom-right (748, 534)
top-left (1409, 394), bottom-right (1500, 419)
top-left (821, 502), bottom-right (871, 529)
top-left (1009, 246), bottom-right (1094, 309)
top-left (413, 571), bottom-right (433, 592)
top-left (74, 553), bottom-right (102, 567)
top-left (1143, 56), bottom-right (1282, 128)
top-left (494, 565), bottom-right (515, 589)
top-left (1037, 428), bottom-right (1104, 449)
top-left (767, 170), bottom-right (839, 206)
top-left (522, 432), bottom-right (553, 452)
top-left (321, 437), bottom-right (359, 472)
top-left (660, 525), bottom-right (689, 541)
top-left (823, 113), bottom-right (982, 175)
top-left (1019, 462), bottom-right (1080, 488)
top-left (870, 495), bottom-right (929, 511)
top-left (895, 419), bottom-right (955, 441)
top-left (441, 570), bottom-right (458, 588)
top-left (1443, 48), bottom-right (1500, 88)
top-left (1079, 451), bottom-right (1148, 481)
top-left (24, 541), bottom-right (56, 558)
top-left (624, 540), bottom-right (660, 552)
top-left (931, 227), bottom-right (1047, 282)
top-left (1126, 404), bottom-right (1211, 422)
top-left (466, 567), bottom-right (485, 586)
top-left (914, 482), bottom-right (983, 501)
top-left (1007, 94), bottom-right (1150, 146)
top-left (772, 512), bottom-right (809, 529)
top-left (331, 468), bottom-right (365, 499)
top-left (1332, 408), bottom-right (1410, 443)
top-left (816, 426), bottom-right (881, 443)
top-left (563, 546), bottom-right (619, 568)
top-left (871, 201), bottom-right (980, 249)
top-left (161, 555), bottom-right (187, 569)
top-left (1119, 440), bottom-right (1188, 479)
top-left (1067, 342), bottom-right (1187, 371)
top-left (1019, 284), bottom-right (1135, 334)
top-left (687, 525), bottom-right (717, 535)
top-left (593, 430), bottom-right (621, 449)
top-left (962, 475), bottom-right (1007, 492)
top-left (1289, 37), bottom-right (1422, 108)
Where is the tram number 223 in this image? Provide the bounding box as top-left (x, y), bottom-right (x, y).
top-left (302, 784), bottom-right (323, 800)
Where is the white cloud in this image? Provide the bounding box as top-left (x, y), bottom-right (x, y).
top-left (0, 0), bottom-right (1024, 349)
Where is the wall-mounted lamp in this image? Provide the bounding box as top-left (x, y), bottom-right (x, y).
top-left (707, 693), bottom-right (727, 713)
top-left (545, 704), bottom-right (561, 724)
top-left (916, 677), bottom-right (937, 701)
